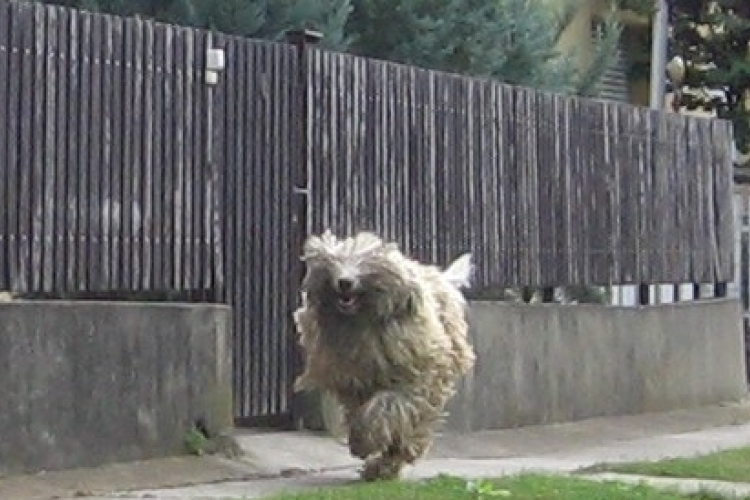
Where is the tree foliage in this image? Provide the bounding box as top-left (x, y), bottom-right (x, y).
top-left (31, 0), bottom-right (624, 97)
top-left (34, 0), bottom-right (353, 50)
top-left (670, 0), bottom-right (750, 160)
top-left (346, 0), bottom-right (622, 95)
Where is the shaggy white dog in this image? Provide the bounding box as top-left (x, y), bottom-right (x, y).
top-left (293, 230), bottom-right (475, 481)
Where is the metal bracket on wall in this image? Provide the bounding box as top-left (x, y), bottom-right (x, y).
top-left (206, 48), bottom-right (225, 85)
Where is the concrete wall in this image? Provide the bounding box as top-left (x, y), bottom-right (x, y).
top-left (445, 299), bottom-right (747, 432)
top-left (0, 300), bottom-right (233, 476)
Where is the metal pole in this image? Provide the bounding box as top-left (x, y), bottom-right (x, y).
top-left (649, 0), bottom-right (669, 110)
top-left (650, 0), bottom-right (670, 304)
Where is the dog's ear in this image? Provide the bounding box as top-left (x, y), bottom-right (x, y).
top-left (303, 231), bottom-right (338, 260)
top-left (302, 235), bottom-right (323, 260)
top-left (382, 242), bottom-right (399, 254)
top-left (349, 231), bottom-right (385, 255)
top-left (443, 253), bottom-right (473, 289)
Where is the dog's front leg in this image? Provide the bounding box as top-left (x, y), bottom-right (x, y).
top-left (348, 388), bottom-right (436, 460)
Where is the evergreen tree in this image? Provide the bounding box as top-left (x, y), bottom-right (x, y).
top-left (346, 0), bottom-right (623, 96)
top-left (32, 0), bottom-right (352, 50)
top-left (33, 0), bottom-right (622, 96)
top-left (670, 0), bottom-right (750, 164)
top-left (167, 0), bottom-right (352, 49)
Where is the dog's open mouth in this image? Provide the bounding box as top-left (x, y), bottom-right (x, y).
top-left (337, 293), bottom-right (358, 313)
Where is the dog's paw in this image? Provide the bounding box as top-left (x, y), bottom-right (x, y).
top-left (293, 375), bottom-right (312, 393)
top-left (360, 456), bottom-right (404, 482)
top-left (348, 423), bottom-right (377, 459)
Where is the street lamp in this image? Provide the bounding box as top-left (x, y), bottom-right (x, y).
top-left (665, 55), bottom-right (685, 111)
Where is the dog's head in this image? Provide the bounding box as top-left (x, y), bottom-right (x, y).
top-left (300, 230), bottom-right (419, 321)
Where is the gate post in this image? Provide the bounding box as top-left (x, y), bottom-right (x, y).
top-left (285, 29), bottom-right (323, 430)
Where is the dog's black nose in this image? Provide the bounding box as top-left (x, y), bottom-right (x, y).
top-left (337, 278), bottom-right (354, 292)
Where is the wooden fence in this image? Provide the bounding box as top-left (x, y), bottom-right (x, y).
top-left (305, 49), bottom-right (735, 288)
top-left (0, 3), bottom-right (737, 425)
top-left (0, 2), bottom-right (220, 296)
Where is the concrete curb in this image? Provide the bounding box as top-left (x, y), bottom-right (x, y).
top-left (581, 472), bottom-right (750, 499)
top-left (6, 403), bottom-right (750, 499)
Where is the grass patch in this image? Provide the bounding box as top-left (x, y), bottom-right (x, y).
top-left (602, 446), bottom-right (750, 483)
top-left (265, 474), bottom-right (724, 500)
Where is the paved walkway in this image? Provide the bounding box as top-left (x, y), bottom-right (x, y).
top-left (5, 402), bottom-right (750, 499)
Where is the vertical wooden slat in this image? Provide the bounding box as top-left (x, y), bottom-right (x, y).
top-left (129, 18), bottom-right (144, 291)
top-left (47, 6), bottom-right (65, 292)
top-left (0, 2), bottom-right (9, 290)
top-left (188, 29), bottom-right (201, 294)
top-left (501, 84), bottom-right (517, 286)
top-left (520, 85), bottom-right (533, 287)
top-left (644, 109), bottom-right (655, 289)
top-left (526, 89), bottom-right (541, 287)
top-left (477, 81), bottom-right (492, 287)
top-left (683, 118), bottom-right (705, 283)
top-left (161, 25), bottom-right (175, 290)
top-left (622, 107), bottom-right (639, 283)
top-left (714, 119), bottom-right (735, 281)
top-left (535, 91), bottom-right (553, 286)
top-left (281, 40), bottom-right (297, 416)
top-left (29, 4), bottom-right (46, 292)
top-left (61, 7), bottom-right (77, 292)
top-left (151, 24), bottom-right (166, 289)
top-left (653, 112), bottom-right (672, 283)
top-left (407, 64), bottom-right (420, 259)
top-left (87, 13), bottom-right (105, 290)
top-left (109, 15), bottom-right (124, 290)
top-left (391, 64), bottom-right (402, 241)
top-left (427, 70), bottom-right (439, 265)
top-left (577, 97), bottom-right (591, 285)
top-left (563, 96), bottom-right (577, 285)
top-left (674, 116), bottom-right (690, 283)
top-left (268, 43), bottom-right (282, 415)
top-left (605, 102), bottom-right (621, 285)
top-left (256, 41), bottom-right (270, 415)
top-left (140, 19), bottom-right (154, 290)
top-left (467, 78), bottom-right (479, 280)
top-left (196, 30), bottom-right (210, 295)
top-left (171, 27), bottom-right (185, 292)
top-left (637, 108), bottom-right (651, 286)
top-left (98, 14), bottom-right (114, 289)
top-left (376, 61), bottom-right (388, 236)
top-left (180, 27), bottom-right (194, 293)
top-left (258, 42), bottom-right (272, 416)
top-left (308, 49), bottom-right (323, 232)
top-left (1, 2), bottom-right (17, 290)
top-left (665, 115), bottom-right (680, 283)
top-left (120, 19), bottom-right (135, 291)
top-left (239, 39), bottom-right (253, 417)
top-left (550, 95), bottom-right (574, 285)
top-left (9, 1), bottom-right (27, 290)
top-left (579, 98), bottom-right (594, 284)
top-left (76, 11), bottom-right (92, 291)
top-left (409, 67), bottom-right (424, 260)
top-left (699, 118), bottom-right (716, 284)
top-left (434, 75), bottom-right (447, 264)
top-left (590, 100), bottom-right (610, 284)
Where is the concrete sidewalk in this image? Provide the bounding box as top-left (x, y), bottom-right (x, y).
top-left (5, 402), bottom-right (750, 499)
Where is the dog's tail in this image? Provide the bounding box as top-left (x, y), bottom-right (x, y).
top-left (443, 253), bottom-right (473, 289)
